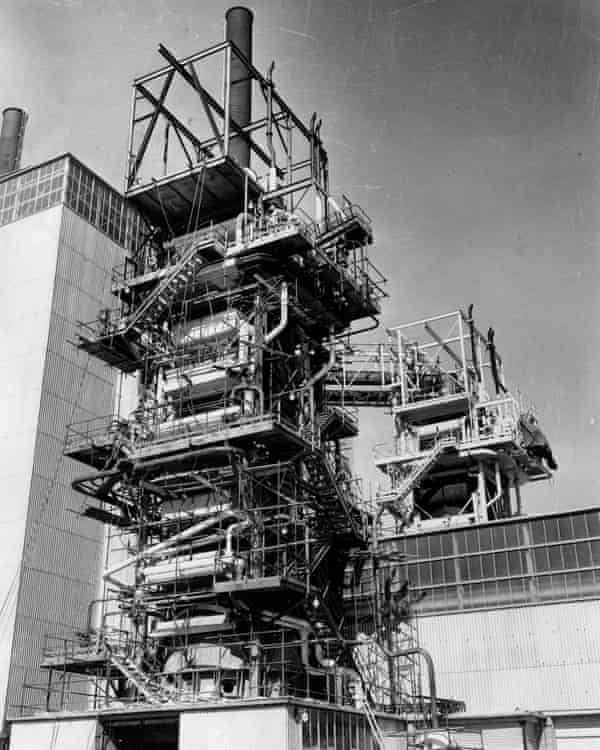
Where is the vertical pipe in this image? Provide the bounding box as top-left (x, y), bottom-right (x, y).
top-left (494, 460), bottom-right (503, 516)
top-left (266, 62), bottom-right (275, 171)
top-left (466, 305), bottom-right (480, 385)
top-left (286, 117), bottom-right (293, 210)
top-left (225, 6), bottom-right (254, 168)
top-left (223, 45), bottom-right (232, 157)
top-left (0, 107), bottom-right (27, 175)
top-left (457, 312), bottom-right (469, 400)
top-left (515, 477), bottom-right (523, 515)
top-left (397, 330), bottom-right (406, 407)
top-left (126, 88), bottom-right (137, 189)
top-left (476, 460), bottom-right (488, 523)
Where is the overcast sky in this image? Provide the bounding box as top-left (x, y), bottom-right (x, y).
top-left (2, 0), bottom-right (599, 514)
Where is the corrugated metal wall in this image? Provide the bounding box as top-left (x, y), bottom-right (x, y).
top-left (418, 599), bottom-right (600, 713)
top-left (554, 715), bottom-right (600, 750)
top-left (5, 205), bottom-right (124, 720)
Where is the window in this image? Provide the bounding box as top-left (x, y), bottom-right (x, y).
top-left (587, 511), bottom-right (600, 538)
top-left (380, 511), bottom-right (600, 616)
top-left (507, 550), bottom-right (525, 575)
top-left (533, 547), bottom-right (549, 572)
top-left (572, 513), bottom-right (588, 539)
top-left (562, 543), bottom-right (578, 570)
top-left (482, 553), bottom-right (495, 578)
top-left (63, 157), bottom-right (144, 250)
top-left (479, 526), bottom-right (493, 551)
top-left (548, 545), bottom-right (563, 570)
top-left (576, 541), bottom-right (592, 568)
top-left (530, 519), bottom-right (546, 545)
top-left (558, 516), bottom-right (574, 541)
top-left (0, 157), bottom-right (66, 227)
top-left (545, 518), bottom-right (561, 543)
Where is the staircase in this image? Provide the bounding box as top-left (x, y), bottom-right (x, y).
top-left (123, 236), bottom-right (218, 336)
top-left (378, 441), bottom-right (452, 520)
top-left (318, 405), bottom-right (359, 440)
top-left (303, 450), bottom-right (366, 542)
top-left (77, 234), bottom-right (227, 370)
top-left (109, 649), bottom-right (171, 705)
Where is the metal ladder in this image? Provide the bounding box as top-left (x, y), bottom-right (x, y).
top-left (349, 679), bottom-right (387, 750)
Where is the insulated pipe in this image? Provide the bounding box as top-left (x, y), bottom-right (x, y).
top-left (380, 643), bottom-right (439, 728)
top-left (264, 282), bottom-right (288, 344)
top-left (132, 445), bottom-right (243, 474)
top-left (305, 334), bottom-right (336, 388)
top-left (142, 510), bottom-right (241, 558)
top-left (270, 617), bottom-right (362, 698)
top-left (145, 531), bottom-right (225, 558)
top-left (102, 510), bottom-right (242, 587)
top-left (225, 6), bottom-right (253, 168)
top-left (223, 519), bottom-right (251, 557)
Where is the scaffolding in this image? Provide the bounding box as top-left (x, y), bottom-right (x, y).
top-left (20, 16), bottom-right (473, 748)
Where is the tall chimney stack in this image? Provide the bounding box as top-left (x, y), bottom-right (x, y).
top-left (0, 108), bottom-right (28, 176)
top-left (225, 7), bottom-right (253, 169)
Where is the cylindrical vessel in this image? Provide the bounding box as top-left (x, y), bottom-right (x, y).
top-left (0, 107), bottom-right (27, 175)
top-left (225, 7), bottom-right (253, 168)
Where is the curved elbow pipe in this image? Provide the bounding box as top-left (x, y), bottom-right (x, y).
top-left (305, 336), bottom-right (336, 389)
top-left (224, 519), bottom-right (251, 557)
top-left (294, 622), bottom-right (362, 693)
top-left (380, 644), bottom-right (439, 728)
top-left (264, 283), bottom-right (288, 344)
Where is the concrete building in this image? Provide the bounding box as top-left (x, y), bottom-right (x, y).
top-left (0, 153), bottom-right (143, 739)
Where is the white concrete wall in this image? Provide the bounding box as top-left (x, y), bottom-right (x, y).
top-left (419, 599), bottom-right (600, 713)
top-left (180, 705), bottom-right (289, 750)
top-left (9, 718), bottom-right (97, 750)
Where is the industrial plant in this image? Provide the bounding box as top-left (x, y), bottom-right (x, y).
top-left (0, 7), bottom-right (598, 750)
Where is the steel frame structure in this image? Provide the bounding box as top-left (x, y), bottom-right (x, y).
top-left (25, 24), bottom-right (462, 745)
top-left (126, 38), bottom-right (335, 232)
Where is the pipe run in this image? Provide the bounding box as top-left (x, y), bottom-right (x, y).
top-left (260, 610), bottom-right (362, 699)
top-left (379, 643), bottom-right (439, 728)
top-left (102, 509), bottom-right (244, 589)
top-left (264, 282), bottom-right (288, 343)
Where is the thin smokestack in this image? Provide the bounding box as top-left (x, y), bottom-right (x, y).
top-left (225, 6), bottom-right (253, 168)
top-left (0, 107), bottom-right (28, 176)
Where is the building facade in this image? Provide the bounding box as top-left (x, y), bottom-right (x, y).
top-left (0, 155), bottom-right (142, 734)
top-left (386, 507), bottom-right (600, 746)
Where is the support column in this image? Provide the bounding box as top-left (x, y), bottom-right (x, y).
top-left (475, 460), bottom-right (488, 523)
